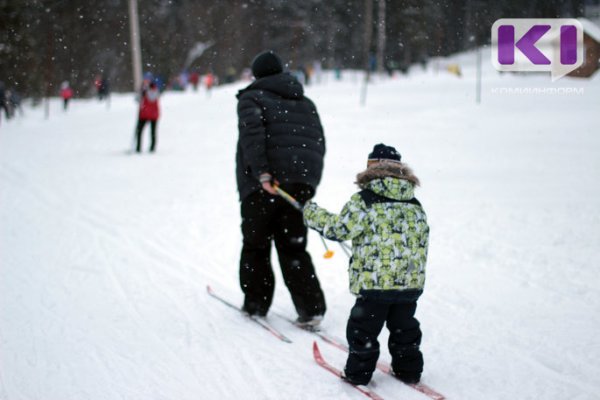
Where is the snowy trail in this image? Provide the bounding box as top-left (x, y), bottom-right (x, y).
top-left (2, 55), bottom-right (600, 399)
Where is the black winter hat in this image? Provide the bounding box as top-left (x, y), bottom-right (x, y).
top-left (368, 143), bottom-right (402, 163)
top-left (251, 51), bottom-right (284, 78)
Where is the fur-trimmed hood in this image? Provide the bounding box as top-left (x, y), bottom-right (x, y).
top-left (356, 161), bottom-right (420, 187)
top-left (355, 161), bottom-right (420, 202)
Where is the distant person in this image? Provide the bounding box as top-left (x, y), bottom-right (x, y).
top-left (0, 81), bottom-right (10, 124)
top-left (8, 88), bottom-right (23, 117)
top-left (293, 67), bottom-right (307, 85)
top-left (99, 77), bottom-right (110, 100)
top-left (312, 60), bottom-right (322, 84)
top-left (235, 50), bottom-right (327, 327)
top-left (94, 75), bottom-right (102, 98)
top-left (95, 75), bottom-right (110, 100)
top-left (305, 64), bottom-right (313, 85)
top-left (204, 72), bottom-right (215, 95)
top-left (225, 66), bottom-right (237, 83)
top-left (303, 144), bottom-right (430, 386)
top-left (142, 72), bottom-right (154, 90)
top-left (189, 71), bottom-right (200, 91)
top-left (60, 81), bottom-right (73, 110)
top-left (3, 88), bottom-right (15, 119)
top-left (155, 76), bottom-right (166, 92)
top-left (334, 65), bottom-right (342, 80)
top-left (135, 82), bottom-right (160, 153)
top-left (178, 71), bottom-right (189, 90)
top-left (168, 75), bottom-right (183, 91)
top-left (240, 68), bottom-right (252, 81)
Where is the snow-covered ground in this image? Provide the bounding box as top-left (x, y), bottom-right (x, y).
top-left (1, 50), bottom-right (599, 400)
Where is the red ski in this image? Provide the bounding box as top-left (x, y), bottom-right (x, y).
top-left (374, 363), bottom-right (445, 400)
top-left (313, 341), bottom-right (385, 400)
top-left (298, 324), bottom-right (445, 400)
top-left (206, 285), bottom-right (292, 343)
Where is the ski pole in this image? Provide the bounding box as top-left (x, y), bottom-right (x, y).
top-left (274, 185), bottom-right (303, 211)
top-left (339, 242), bottom-right (351, 258)
top-left (274, 185), bottom-right (335, 259)
top-left (319, 235), bottom-right (335, 259)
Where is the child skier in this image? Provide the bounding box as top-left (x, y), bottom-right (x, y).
top-left (303, 143), bottom-right (430, 386)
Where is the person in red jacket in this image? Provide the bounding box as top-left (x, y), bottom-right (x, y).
top-left (135, 82), bottom-right (160, 153)
top-left (204, 72), bottom-right (215, 96)
top-left (60, 81), bottom-right (73, 110)
top-left (189, 71), bottom-right (200, 91)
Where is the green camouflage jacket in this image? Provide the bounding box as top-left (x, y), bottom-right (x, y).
top-left (303, 162), bottom-right (429, 297)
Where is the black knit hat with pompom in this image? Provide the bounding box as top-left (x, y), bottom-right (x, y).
top-left (368, 143), bottom-right (402, 163)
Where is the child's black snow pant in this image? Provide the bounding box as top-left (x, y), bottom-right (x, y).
top-left (344, 297), bottom-right (423, 385)
top-left (239, 184), bottom-right (326, 319)
top-left (135, 119), bottom-right (157, 152)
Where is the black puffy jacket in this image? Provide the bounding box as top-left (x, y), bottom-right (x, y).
top-left (235, 73), bottom-right (326, 201)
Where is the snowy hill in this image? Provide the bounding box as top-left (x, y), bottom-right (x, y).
top-left (2, 53), bottom-right (600, 400)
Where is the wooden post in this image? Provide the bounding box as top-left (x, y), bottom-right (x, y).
top-left (128, 0), bottom-right (143, 93)
top-left (376, 0), bottom-right (386, 75)
top-left (476, 46), bottom-right (482, 104)
top-left (360, 0), bottom-right (373, 106)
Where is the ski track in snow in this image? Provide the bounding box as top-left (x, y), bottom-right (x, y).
top-left (1, 55), bottom-right (600, 400)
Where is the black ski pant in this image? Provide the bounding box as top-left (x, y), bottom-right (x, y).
top-left (344, 297), bottom-right (423, 385)
top-left (135, 119), bottom-right (157, 152)
top-left (239, 184), bottom-right (326, 318)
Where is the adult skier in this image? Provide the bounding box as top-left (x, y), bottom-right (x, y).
top-left (235, 50), bottom-right (327, 327)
